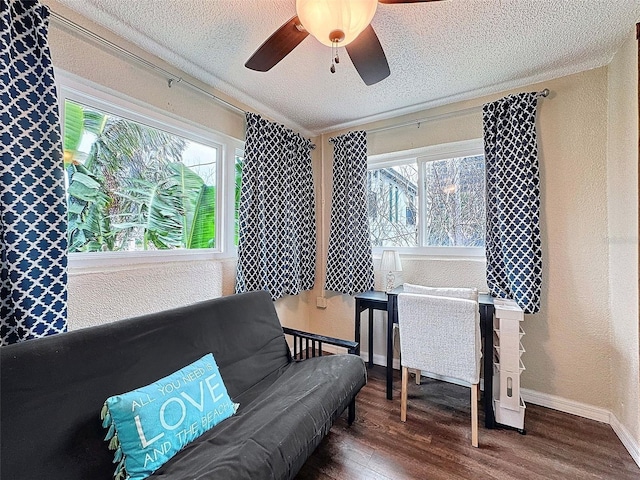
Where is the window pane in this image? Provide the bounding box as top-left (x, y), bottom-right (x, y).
top-left (422, 155), bottom-right (485, 247)
top-left (234, 150), bottom-right (243, 247)
top-left (367, 162), bottom-right (419, 247)
top-left (63, 99), bottom-right (217, 253)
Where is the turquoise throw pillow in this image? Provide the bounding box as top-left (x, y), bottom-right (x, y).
top-left (101, 354), bottom-right (238, 480)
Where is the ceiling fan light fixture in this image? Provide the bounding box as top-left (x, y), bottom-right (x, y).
top-left (296, 0), bottom-right (378, 47)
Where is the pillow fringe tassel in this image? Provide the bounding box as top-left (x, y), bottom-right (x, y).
top-left (113, 445), bottom-right (123, 463)
top-left (102, 402), bottom-right (129, 479)
top-left (114, 457), bottom-right (126, 479)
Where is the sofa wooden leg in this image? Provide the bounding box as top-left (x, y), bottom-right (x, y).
top-left (348, 399), bottom-right (356, 425)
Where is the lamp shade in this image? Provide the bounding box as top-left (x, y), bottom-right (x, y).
top-left (296, 0), bottom-right (378, 47)
top-left (380, 250), bottom-right (402, 273)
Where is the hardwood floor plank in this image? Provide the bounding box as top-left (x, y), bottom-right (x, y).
top-left (296, 366), bottom-right (639, 480)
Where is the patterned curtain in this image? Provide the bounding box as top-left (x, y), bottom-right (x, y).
top-left (1, 0), bottom-right (68, 345)
top-left (325, 131), bottom-right (374, 295)
top-left (235, 113), bottom-right (316, 300)
top-left (483, 92), bottom-right (541, 314)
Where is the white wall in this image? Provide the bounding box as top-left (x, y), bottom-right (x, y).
top-left (607, 28), bottom-right (639, 447)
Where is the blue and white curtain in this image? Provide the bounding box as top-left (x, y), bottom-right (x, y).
top-left (1, 0), bottom-right (68, 345)
top-left (235, 113), bottom-right (316, 300)
top-left (325, 131), bottom-right (374, 295)
top-left (483, 92), bottom-right (542, 314)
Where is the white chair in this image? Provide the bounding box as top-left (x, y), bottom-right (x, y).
top-left (397, 284), bottom-right (481, 447)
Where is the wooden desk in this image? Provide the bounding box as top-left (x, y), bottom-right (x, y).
top-left (354, 286), bottom-right (496, 429)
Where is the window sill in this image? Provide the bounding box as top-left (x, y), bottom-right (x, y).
top-left (372, 246), bottom-right (486, 259)
top-left (68, 249), bottom-right (236, 274)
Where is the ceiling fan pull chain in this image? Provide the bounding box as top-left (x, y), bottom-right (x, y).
top-left (330, 40), bottom-right (337, 74)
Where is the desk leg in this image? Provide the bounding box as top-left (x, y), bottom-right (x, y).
top-left (354, 304), bottom-right (362, 357)
top-left (368, 309), bottom-right (374, 368)
top-left (481, 303), bottom-right (496, 429)
top-left (386, 296), bottom-right (396, 401)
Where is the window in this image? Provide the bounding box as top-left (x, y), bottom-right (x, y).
top-left (421, 154), bottom-right (485, 247)
top-left (64, 99), bottom-right (218, 253)
top-left (59, 74), bottom-right (243, 263)
top-left (368, 163), bottom-right (419, 247)
top-left (234, 151), bottom-right (243, 246)
top-left (367, 139), bottom-right (486, 255)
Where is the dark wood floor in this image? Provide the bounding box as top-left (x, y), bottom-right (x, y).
top-left (296, 366), bottom-right (639, 480)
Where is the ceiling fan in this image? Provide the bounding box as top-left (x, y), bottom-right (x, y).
top-left (245, 0), bottom-right (441, 86)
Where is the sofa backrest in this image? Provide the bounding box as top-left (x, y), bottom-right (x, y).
top-left (0, 290), bottom-right (290, 480)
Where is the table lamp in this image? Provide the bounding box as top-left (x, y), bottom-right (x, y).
top-left (379, 250), bottom-right (402, 293)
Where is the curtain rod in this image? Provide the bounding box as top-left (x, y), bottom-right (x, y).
top-left (367, 88), bottom-right (550, 136)
top-left (49, 11), bottom-right (247, 116)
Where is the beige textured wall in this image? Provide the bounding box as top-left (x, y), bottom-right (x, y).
top-left (46, 0), bottom-right (310, 331)
top-left (313, 68), bottom-right (614, 411)
top-left (525, 69), bottom-right (611, 404)
top-left (67, 261), bottom-right (223, 329)
top-left (607, 29), bottom-right (639, 442)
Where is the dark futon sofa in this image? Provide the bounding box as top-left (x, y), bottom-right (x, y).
top-left (1, 291), bottom-right (367, 479)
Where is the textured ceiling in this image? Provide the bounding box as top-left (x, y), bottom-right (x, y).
top-left (56, 0), bottom-right (640, 136)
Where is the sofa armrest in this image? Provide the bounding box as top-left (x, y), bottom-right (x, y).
top-left (282, 327), bottom-right (359, 358)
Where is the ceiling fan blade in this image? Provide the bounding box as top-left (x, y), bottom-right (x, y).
top-left (245, 16), bottom-right (309, 72)
top-left (378, 0), bottom-right (442, 3)
top-left (345, 25), bottom-right (390, 86)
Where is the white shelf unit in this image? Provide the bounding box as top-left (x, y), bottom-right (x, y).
top-left (492, 298), bottom-right (526, 430)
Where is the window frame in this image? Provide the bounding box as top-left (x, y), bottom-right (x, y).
top-left (367, 138), bottom-right (486, 257)
top-left (57, 70), bottom-right (244, 270)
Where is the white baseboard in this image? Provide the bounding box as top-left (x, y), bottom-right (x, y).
top-left (361, 350), bottom-right (399, 370)
top-left (610, 413), bottom-right (640, 468)
top-left (318, 344), bottom-right (349, 355)
top-left (519, 388), bottom-right (611, 424)
top-left (310, 347), bottom-right (394, 366)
